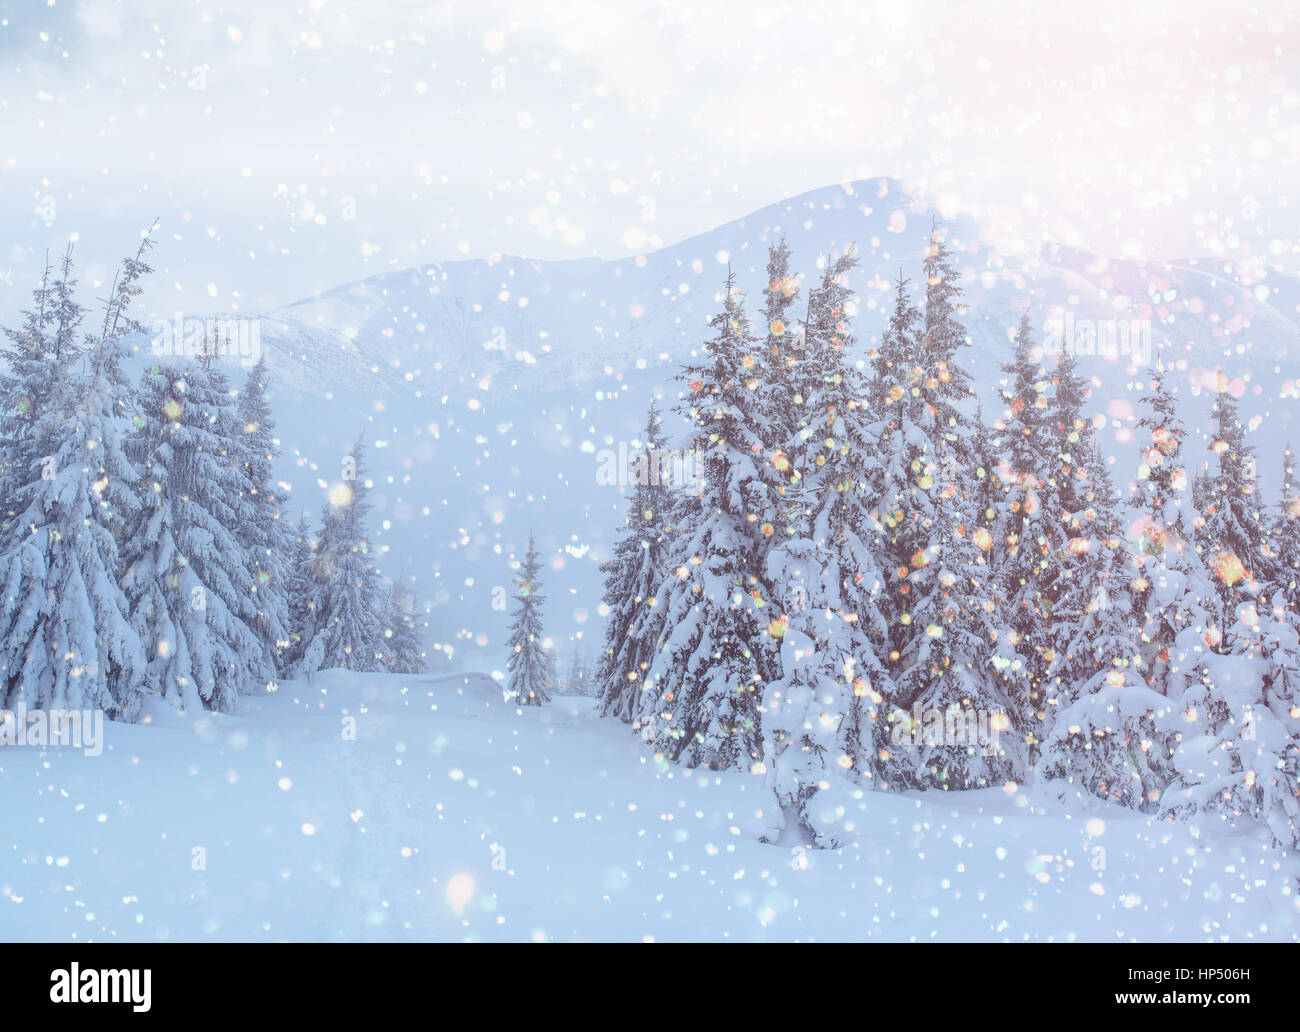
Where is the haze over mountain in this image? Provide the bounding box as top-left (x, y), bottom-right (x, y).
top-left (127, 178), bottom-right (1300, 675)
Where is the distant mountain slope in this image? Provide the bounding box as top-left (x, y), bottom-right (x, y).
top-left (179, 179), bottom-right (1299, 675)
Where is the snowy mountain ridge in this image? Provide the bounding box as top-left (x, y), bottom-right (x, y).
top-left (180, 178), bottom-right (1300, 675)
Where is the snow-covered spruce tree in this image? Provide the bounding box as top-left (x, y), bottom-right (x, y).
top-left (506, 534), bottom-right (553, 705)
top-left (1193, 383), bottom-right (1275, 632)
top-left (0, 252), bottom-right (58, 522)
top-left (1131, 365), bottom-right (1204, 690)
top-left (1037, 355), bottom-right (1167, 809)
top-left (382, 579), bottom-right (427, 674)
top-left (281, 513), bottom-right (317, 672)
top-left (0, 240), bottom-right (149, 716)
top-left (596, 402), bottom-right (676, 721)
top-left (918, 218), bottom-right (977, 467)
top-left (564, 646), bottom-right (590, 695)
top-left (762, 248), bottom-right (896, 845)
top-left (1158, 598), bottom-right (1300, 848)
top-left (234, 356), bottom-right (292, 674)
top-left (123, 333), bottom-right (270, 712)
top-left (870, 262), bottom-right (1019, 789)
top-left (991, 312), bottom-right (1061, 750)
top-left (632, 271), bottom-right (771, 771)
top-left (969, 402), bottom-right (1004, 567)
top-left (756, 236), bottom-right (803, 444)
top-left (299, 436), bottom-right (388, 674)
top-left (1271, 443), bottom-right (1300, 612)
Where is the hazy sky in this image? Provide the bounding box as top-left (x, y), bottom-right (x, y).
top-left (2, 0), bottom-right (1297, 318)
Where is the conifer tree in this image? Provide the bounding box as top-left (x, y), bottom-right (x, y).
top-left (992, 312), bottom-right (1060, 748)
top-left (1193, 382), bottom-right (1273, 630)
top-left (124, 334), bottom-right (269, 712)
top-left (969, 402), bottom-right (1003, 565)
top-left (633, 272), bottom-right (770, 770)
top-left (235, 356), bottom-right (292, 673)
top-left (380, 578), bottom-right (427, 674)
top-left (1159, 598), bottom-right (1300, 847)
top-left (1131, 366), bottom-right (1206, 695)
top-left (871, 257), bottom-right (1018, 789)
top-left (756, 236), bottom-right (802, 448)
top-left (1271, 443), bottom-right (1300, 611)
top-left (918, 218), bottom-right (977, 465)
top-left (299, 436), bottom-right (388, 674)
top-left (282, 513), bottom-right (316, 673)
top-left (0, 239), bottom-right (148, 716)
top-left (1038, 355), bottom-right (1167, 808)
top-left (596, 402), bottom-right (676, 721)
top-left (506, 534), bottom-right (553, 705)
top-left (763, 249), bottom-right (895, 843)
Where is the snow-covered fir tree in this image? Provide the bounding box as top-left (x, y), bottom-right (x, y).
top-left (1271, 443), bottom-right (1300, 611)
top-left (281, 513), bottom-right (316, 672)
top-left (1159, 598), bottom-right (1300, 846)
top-left (596, 402), bottom-right (676, 721)
top-left (633, 271), bottom-right (770, 770)
top-left (234, 356), bottom-right (292, 674)
top-left (1131, 365), bottom-right (1203, 689)
top-left (299, 436), bottom-right (388, 674)
top-left (0, 240), bottom-right (147, 716)
top-left (506, 534), bottom-right (553, 705)
top-left (992, 312), bottom-right (1061, 752)
top-left (381, 578), bottom-right (427, 674)
top-left (756, 236), bottom-right (803, 449)
top-left (871, 255), bottom-right (1019, 789)
top-left (762, 248), bottom-right (896, 844)
top-left (0, 249), bottom-right (71, 523)
top-left (123, 335), bottom-right (270, 712)
top-left (917, 218), bottom-right (977, 466)
top-left (1037, 354), bottom-right (1167, 808)
top-left (969, 402), bottom-right (1003, 566)
top-left (1192, 382), bottom-right (1274, 631)
top-left (564, 646), bottom-right (594, 696)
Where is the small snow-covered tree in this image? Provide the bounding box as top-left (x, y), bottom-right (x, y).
top-left (506, 534), bottom-right (553, 705)
top-left (300, 436), bottom-right (388, 674)
top-left (1160, 600), bottom-right (1300, 847)
top-left (381, 579), bottom-right (427, 674)
top-left (563, 646), bottom-right (594, 696)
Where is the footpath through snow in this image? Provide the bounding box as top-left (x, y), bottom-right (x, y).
top-left (2, 671), bottom-right (1297, 941)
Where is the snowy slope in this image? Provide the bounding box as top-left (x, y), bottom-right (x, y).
top-left (2, 671), bottom-right (1295, 942)
top-left (129, 178), bottom-right (1300, 676)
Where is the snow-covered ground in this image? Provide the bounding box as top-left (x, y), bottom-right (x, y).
top-left (2, 671), bottom-right (1296, 942)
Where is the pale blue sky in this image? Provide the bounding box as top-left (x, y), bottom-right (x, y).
top-left (2, 0), bottom-right (1297, 321)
